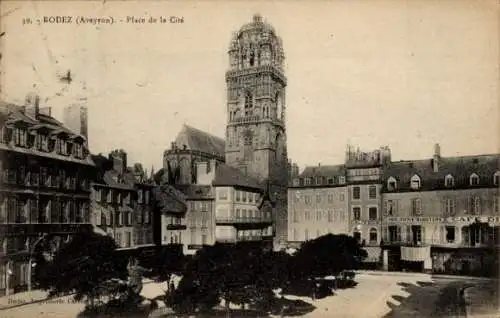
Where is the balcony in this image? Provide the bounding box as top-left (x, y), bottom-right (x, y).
top-left (238, 235), bottom-right (263, 242)
top-left (166, 224), bottom-right (187, 230)
top-left (216, 216), bottom-right (273, 225)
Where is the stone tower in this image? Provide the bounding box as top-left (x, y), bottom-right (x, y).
top-left (225, 14), bottom-right (289, 249)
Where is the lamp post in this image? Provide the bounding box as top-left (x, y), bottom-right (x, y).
top-left (28, 234), bottom-right (48, 292)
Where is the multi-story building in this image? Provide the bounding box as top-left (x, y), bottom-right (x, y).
top-left (381, 144), bottom-right (500, 274)
top-left (91, 150), bottom-right (155, 259)
top-left (161, 14), bottom-right (288, 251)
top-left (0, 95), bottom-right (95, 296)
top-left (345, 145), bottom-right (392, 263)
top-left (287, 164), bottom-right (348, 248)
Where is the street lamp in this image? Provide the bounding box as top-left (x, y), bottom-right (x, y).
top-left (28, 234), bottom-right (48, 292)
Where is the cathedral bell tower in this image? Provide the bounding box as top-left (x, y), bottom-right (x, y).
top-left (225, 14), bottom-right (289, 249)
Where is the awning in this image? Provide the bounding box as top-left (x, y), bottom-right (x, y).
top-left (362, 246), bottom-right (381, 263)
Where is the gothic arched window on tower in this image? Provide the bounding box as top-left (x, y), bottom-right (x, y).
top-left (249, 51), bottom-right (255, 67)
top-left (243, 130), bottom-right (253, 161)
top-left (244, 92), bottom-right (253, 116)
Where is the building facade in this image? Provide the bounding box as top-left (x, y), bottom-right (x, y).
top-left (287, 164), bottom-right (348, 248)
top-left (91, 150), bottom-right (155, 257)
top-left (225, 14), bottom-right (289, 249)
top-left (0, 96), bottom-right (95, 296)
top-left (381, 144), bottom-right (500, 274)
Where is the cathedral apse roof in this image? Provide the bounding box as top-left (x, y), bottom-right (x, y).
top-left (212, 163), bottom-right (265, 191)
top-left (174, 124), bottom-right (225, 157)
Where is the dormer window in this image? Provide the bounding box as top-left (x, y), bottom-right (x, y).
top-left (410, 175), bottom-right (421, 190)
top-left (470, 173), bottom-right (479, 186)
top-left (315, 177), bottom-right (322, 185)
top-left (445, 174), bottom-right (454, 187)
top-left (327, 178), bottom-right (334, 185)
top-left (13, 128), bottom-right (27, 147)
top-left (494, 171), bottom-right (500, 186)
top-left (304, 178), bottom-right (311, 186)
top-left (292, 178), bottom-right (299, 186)
top-left (387, 176), bottom-right (397, 191)
top-left (338, 176), bottom-right (346, 184)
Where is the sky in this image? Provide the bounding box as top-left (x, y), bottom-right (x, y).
top-left (1, 0), bottom-right (499, 172)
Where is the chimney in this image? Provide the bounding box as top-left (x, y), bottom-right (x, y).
top-left (24, 92), bottom-right (40, 119)
top-left (109, 149), bottom-right (127, 175)
top-left (433, 143), bottom-right (441, 172)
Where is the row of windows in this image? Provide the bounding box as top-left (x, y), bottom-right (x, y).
top-left (218, 189), bottom-right (260, 203)
top-left (1, 127), bottom-right (87, 159)
top-left (0, 198), bottom-right (90, 224)
top-left (291, 228), bottom-right (333, 241)
top-left (95, 209), bottom-right (150, 226)
top-left (387, 172), bottom-right (500, 191)
top-left (291, 209), bottom-right (347, 223)
top-left (352, 206), bottom-right (378, 221)
top-left (189, 201), bottom-right (211, 212)
top-left (385, 196), bottom-right (500, 217)
top-left (292, 175), bottom-right (346, 187)
top-left (93, 188), bottom-right (151, 205)
top-left (351, 185), bottom-right (378, 200)
top-left (0, 165), bottom-right (90, 190)
top-left (187, 217), bottom-right (210, 228)
top-left (294, 192), bottom-right (346, 204)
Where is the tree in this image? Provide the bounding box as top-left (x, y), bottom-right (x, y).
top-left (290, 234), bottom-right (367, 298)
top-left (36, 231), bottom-right (128, 308)
top-left (169, 242), bottom-right (275, 315)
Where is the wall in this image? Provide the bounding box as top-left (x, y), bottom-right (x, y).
top-left (288, 186), bottom-right (349, 243)
top-left (184, 199), bottom-right (215, 255)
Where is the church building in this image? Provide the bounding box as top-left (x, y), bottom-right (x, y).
top-left (160, 14), bottom-right (289, 251)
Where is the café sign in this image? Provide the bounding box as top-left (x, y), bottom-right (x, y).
top-left (386, 216), bottom-right (500, 225)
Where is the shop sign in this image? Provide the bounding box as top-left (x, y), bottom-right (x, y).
top-left (386, 216), bottom-right (500, 224)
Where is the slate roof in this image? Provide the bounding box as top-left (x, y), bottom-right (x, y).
top-left (153, 185), bottom-right (187, 214)
top-left (384, 154), bottom-right (500, 191)
top-left (300, 164), bottom-right (346, 178)
top-left (174, 184), bottom-right (214, 199)
top-left (212, 163), bottom-right (265, 191)
top-left (174, 124), bottom-right (225, 157)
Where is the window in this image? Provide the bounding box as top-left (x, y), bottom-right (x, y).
top-left (316, 194), bottom-right (321, 203)
top-left (236, 191), bottom-right (241, 202)
top-left (293, 228), bottom-right (298, 241)
top-left (328, 210), bottom-right (333, 222)
top-left (368, 186), bottom-right (377, 199)
top-left (244, 91), bottom-right (253, 116)
top-left (339, 193), bottom-right (345, 201)
top-left (353, 231), bottom-right (361, 244)
top-left (201, 234), bottom-right (207, 245)
top-left (445, 198), bottom-right (456, 216)
top-left (328, 194), bottom-right (334, 203)
top-left (305, 211), bottom-right (310, 220)
top-left (304, 229), bottom-right (309, 241)
top-left (387, 177), bottom-right (397, 191)
top-left (445, 226), bottom-right (455, 243)
top-left (352, 187), bottom-right (360, 200)
top-left (242, 192), bottom-right (247, 203)
top-left (304, 178), bottom-right (311, 186)
top-left (353, 207), bottom-right (361, 220)
top-left (471, 196), bottom-right (481, 215)
top-left (369, 228), bottom-right (377, 243)
top-left (339, 176), bottom-right (345, 184)
top-left (327, 178), bottom-right (334, 185)
top-left (14, 128), bottom-right (27, 147)
top-left (316, 210), bottom-right (321, 221)
top-left (293, 179), bottom-right (299, 186)
top-left (369, 207), bottom-right (377, 220)
top-left (305, 196), bottom-right (311, 205)
top-left (411, 225), bottom-right (422, 245)
top-left (388, 225), bottom-right (401, 243)
top-left (410, 175), bottom-right (421, 190)
top-left (470, 173), bottom-right (479, 186)
top-left (494, 172), bottom-right (500, 186)
top-left (293, 209), bottom-right (299, 222)
top-left (386, 200), bottom-right (394, 216)
top-left (138, 190), bottom-right (143, 203)
top-left (494, 196), bottom-right (500, 214)
top-left (315, 177), bottom-right (323, 185)
top-left (145, 191), bottom-right (150, 204)
top-left (411, 198), bottom-right (422, 216)
top-left (445, 174), bottom-right (455, 187)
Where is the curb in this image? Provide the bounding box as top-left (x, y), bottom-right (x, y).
top-left (0, 279), bottom-right (158, 311)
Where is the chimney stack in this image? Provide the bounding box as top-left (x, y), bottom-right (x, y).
top-left (24, 92), bottom-right (40, 119)
top-left (433, 143), bottom-right (441, 172)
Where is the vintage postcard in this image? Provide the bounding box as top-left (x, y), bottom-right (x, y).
top-left (0, 0), bottom-right (499, 317)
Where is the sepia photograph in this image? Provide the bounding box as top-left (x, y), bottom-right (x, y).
top-left (0, 0), bottom-right (499, 317)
